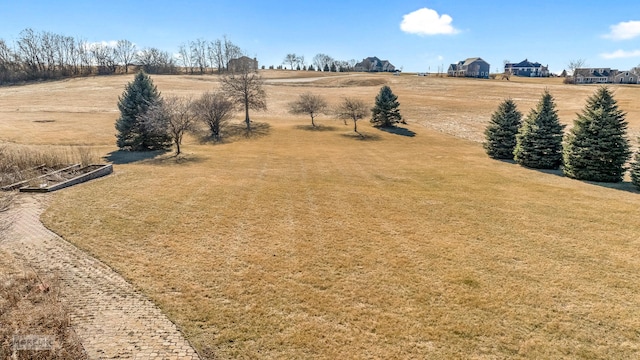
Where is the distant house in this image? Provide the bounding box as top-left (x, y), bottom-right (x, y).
top-left (447, 57), bottom-right (490, 78)
top-left (354, 57), bottom-right (396, 72)
top-left (613, 70), bottom-right (638, 84)
top-left (227, 56), bottom-right (258, 73)
top-left (572, 68), bottom-right (638, 84)
top-left (574, 68), bottom-right (614, 84)
top-left (504, 59), bottom-right (549, 77)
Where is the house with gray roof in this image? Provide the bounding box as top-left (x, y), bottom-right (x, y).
top-left (447, 57), bottom-right (490, 78)
top-left (570, 67), bottom-right (639, 84)
top-left (354, 57), bottom-right (396, 72)
top-left (504, 59), bottom-right (549, 77)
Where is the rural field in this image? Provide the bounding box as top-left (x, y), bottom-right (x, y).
top-left (2, 71), bottom-right (640, 358)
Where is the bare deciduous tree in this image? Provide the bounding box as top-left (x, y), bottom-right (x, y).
top-left (288, 92), bottom-right (328, 127)
top-left (208, 36), bottom-right (241, 73)
top-left (313, 53), bottom-right (333, 72)
top-left (283, 53), bottom-right (297, 70)
top-left (210, 39), bottom-right (224, 73)
top-left (221, 61), bottom-right (267, 132)
top-left (568, 59), bottom-right (586, 77)
top-left (115, 39), bottom-right (136, 73)
top-left (178, 43), bottom-right (194, 74)
top-left (193, 91), bottom-right (235, 140)
top-left (191, 39), bottom-right (208, 74)
top-left (335, 98), bottom-right (369, 134)
top-left (90, 43), bottom-right (117, 75)
top-left (140, 96), bottom-right (196, 155)
top-left (136, 48), bottom-right (177, 74)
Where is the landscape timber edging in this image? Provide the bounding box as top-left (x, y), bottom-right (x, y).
top-left (19, 164), bottom-right (113, 193)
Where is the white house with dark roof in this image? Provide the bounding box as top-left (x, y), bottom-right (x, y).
top-left (504, 59), bottom-right (549, 77)
top-left (447, 57), bottom-right (490, 78)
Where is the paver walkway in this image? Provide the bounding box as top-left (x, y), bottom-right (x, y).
top-left (2, 193), bottom-right (200, 359)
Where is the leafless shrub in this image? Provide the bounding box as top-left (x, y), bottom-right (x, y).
top-left (193, 91), bottom-right (235, 141)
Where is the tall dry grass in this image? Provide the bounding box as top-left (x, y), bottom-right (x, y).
top-left (0, 251), bottom-right (88, 359)
top-left (0, 144), bottom-right (100, 187)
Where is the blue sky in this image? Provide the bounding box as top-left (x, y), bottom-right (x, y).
top-left (1, 0), bottom-right (640, 74)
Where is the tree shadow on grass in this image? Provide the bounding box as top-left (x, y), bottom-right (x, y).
top-left (377, 125), bottom-right (416, 137)
top-left (226, 122), bottom-right (271, 139)
top-left (193, 122), bottom-right (271, 145)
top-left (340, 132), bottom-right (382, 141)
top-left (105, 150), bottom-right (206, 166)
top-left (104, 150), bottom-right (169, 165)
top-left (583, 180), bottom-right (638, 193)
top-left (146, 153), bottom-right (207, 166)
top-left (294, 124), bottom-right (338, 132)
top-left (496, 159), bottom-right (640, 194)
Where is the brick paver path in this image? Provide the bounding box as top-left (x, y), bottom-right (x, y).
top-left (2, 193), bottom-right (200, 359)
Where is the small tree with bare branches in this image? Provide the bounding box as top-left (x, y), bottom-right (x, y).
top-left (288, 92), bottom-right (328, 127)
top-left (139, 96), bottom-right (196, 155)
top-left (221, 60), bottom-right (267, 132)
top-left (193, 91), bottom-right (235, 140)
top-left (335, 98), bottom-right (369, 135)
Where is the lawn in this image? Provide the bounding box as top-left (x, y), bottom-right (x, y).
top-left (2, 71), bottom-right (640, 358)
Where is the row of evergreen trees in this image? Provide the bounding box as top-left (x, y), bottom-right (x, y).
top-left (484, 86), bottom-right (640, 188)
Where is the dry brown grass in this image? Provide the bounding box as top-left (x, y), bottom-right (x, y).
top-left (2, 72), bottom-right (640, 358)
top-left (0, 249), bottom-right (87, 359)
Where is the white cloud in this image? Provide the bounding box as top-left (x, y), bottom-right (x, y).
top-left (603, 20), bottom-right (640, 40)
top-left (600, 49), bottom-right (640, 59)
top-left (400, 8), bottom-right (459, 36)
top-left (84, 40), bottom-right (118, 49)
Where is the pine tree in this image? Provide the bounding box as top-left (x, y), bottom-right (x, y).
top-left (631, 146), bottom-right (640, 189)
top-left (323, 64), bottom-right (330, 72)
top-left (370, 85), bottom-right (402, 127)
top-left (115, 71), bottom-right (171, 151)
top-left (563, 86), bottom-right (630, 182)
top-left (514, 90), bottom-right (565, 169)
top-left (483, 98), bottom-right (522, 159)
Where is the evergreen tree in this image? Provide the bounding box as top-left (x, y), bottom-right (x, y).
top-left (323, 64), bottom-right (330, 72)
top-left (330, 63), bottom-right (337, 72)
top-left (630, 145), bottom-right (640, 189)
top-left (563, 86), bottom-right (630, 182)
top-left (308, 64), bottom-right (315, 71)
top-left (483, 98), bottom-right (522, 159)
top-left (115, 71), bottom-right (171, 151)
top-left (370, 85), bottom-right (402, 127)
top-left (514, 90), bottom-right (565, 169)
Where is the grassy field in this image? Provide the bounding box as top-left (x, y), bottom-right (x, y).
top-left (2, 71), bottom-right (640, 358)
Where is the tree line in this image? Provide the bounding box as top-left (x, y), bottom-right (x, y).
top-left (484, 86), bottom-right (640, 189)
top-left (0, 29), bottom-right (247, 85)
top-left (278, 53), bottom-right (357, 72)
